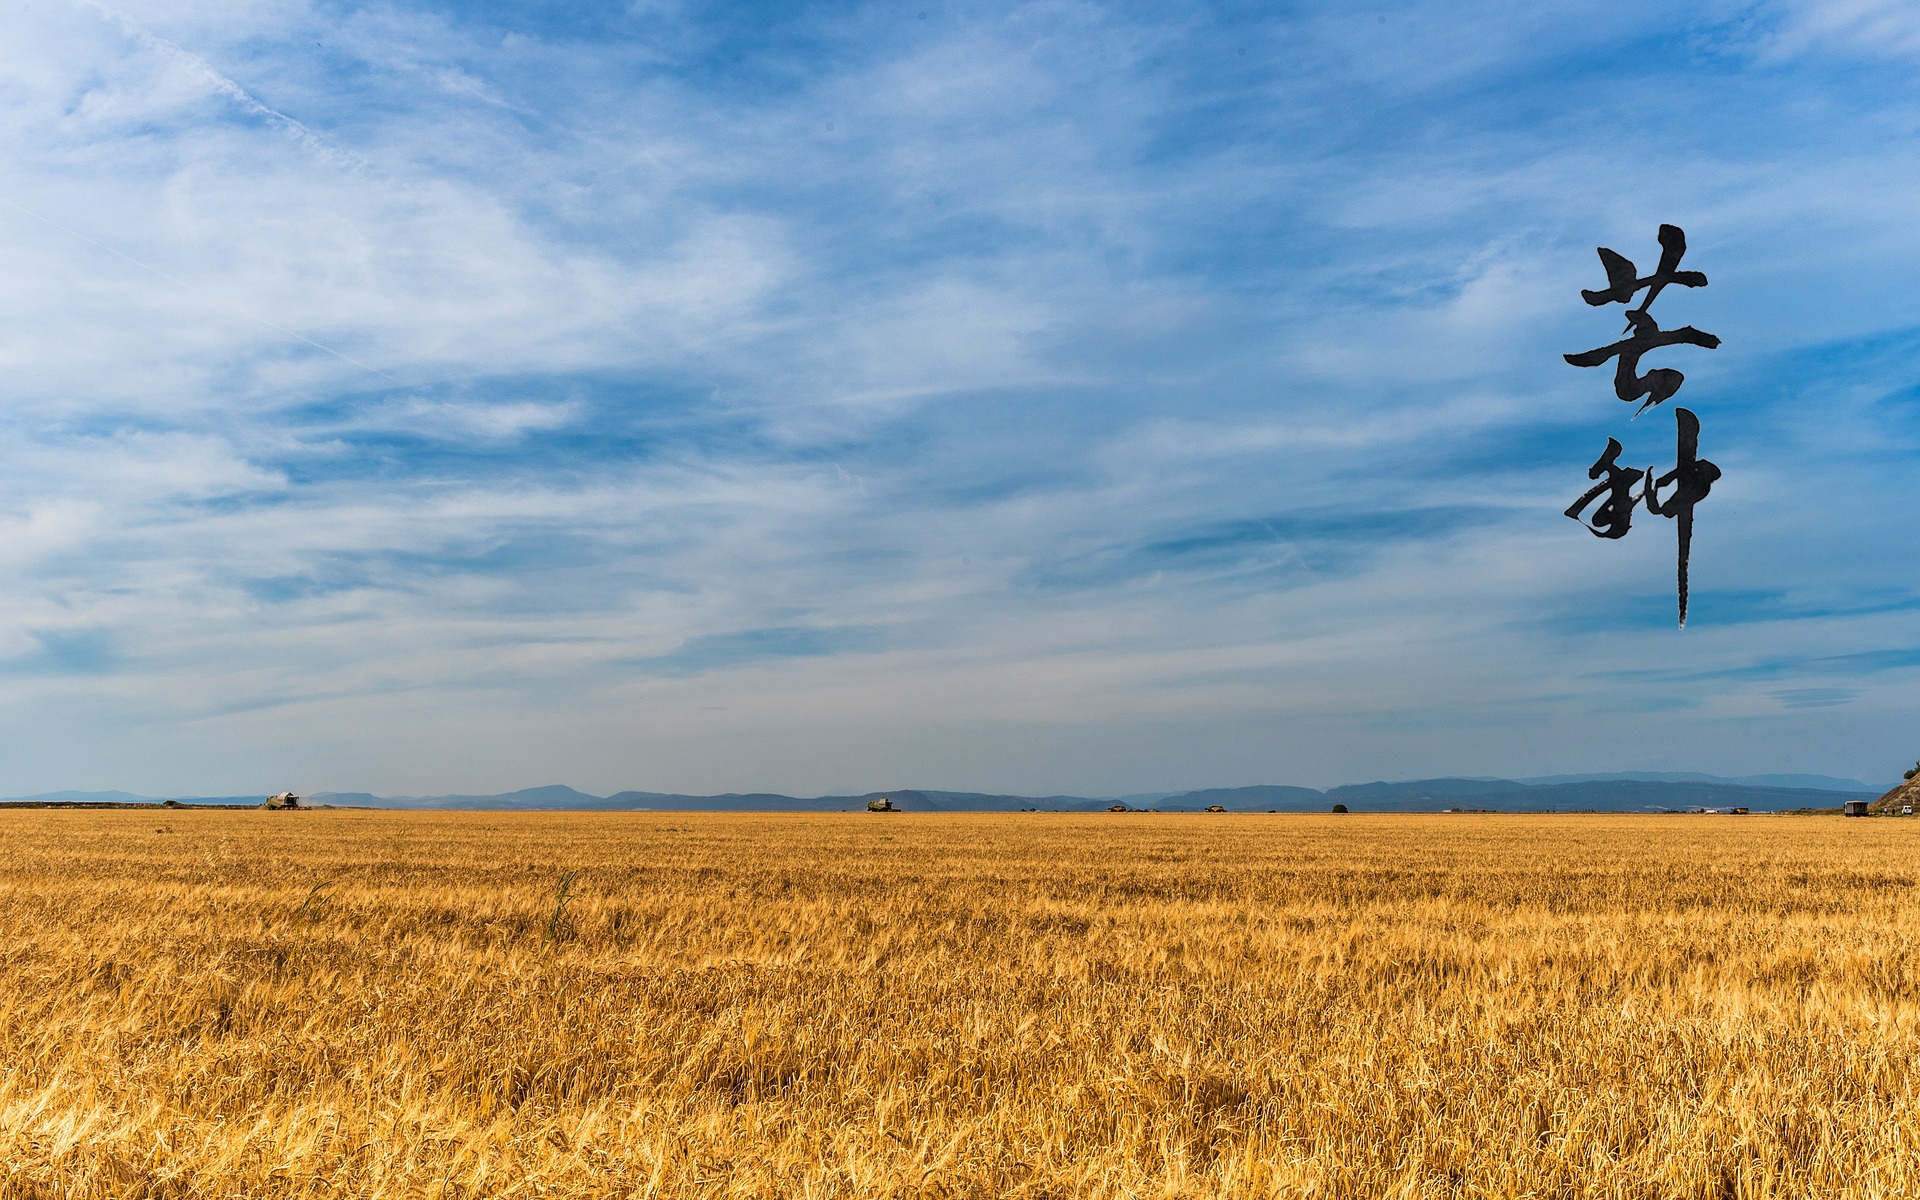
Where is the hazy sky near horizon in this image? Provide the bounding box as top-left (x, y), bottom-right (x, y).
top-left (2, 0), bottom-right (1918, 796)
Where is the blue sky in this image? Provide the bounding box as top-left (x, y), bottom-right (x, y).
top-left (1, 0), bottom-right (1918, 796)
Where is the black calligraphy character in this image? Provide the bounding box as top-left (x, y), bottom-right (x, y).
top-left (1580, 223), bottom-right (1709, 314)
top-left (1563, 309), bottom-right (1721, 415)
top-left (1645, 407), bottom-right (1720, 628)
top-left (1565, 223), bottom-right (1724, 626)
top-left (1564, 437), bottom-right (1646, 540)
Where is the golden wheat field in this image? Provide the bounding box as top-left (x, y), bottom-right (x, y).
top-left (1, 810), bottom-right (1917, 1199)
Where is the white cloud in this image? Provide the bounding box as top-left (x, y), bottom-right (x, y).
top-left (1763, 0), bottom-right (1920, 59)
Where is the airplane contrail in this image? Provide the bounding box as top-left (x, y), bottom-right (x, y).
top-left (67, 0), bottom-right (375, 174)
top-left (30, 3), bottom-right (403, 383)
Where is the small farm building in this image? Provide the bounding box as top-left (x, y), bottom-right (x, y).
top-left (1844, 800), bottom-right (1870, 817)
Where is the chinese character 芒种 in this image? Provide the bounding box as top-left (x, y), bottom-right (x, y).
top-left (1564, 223), bottom-right (1723, 627)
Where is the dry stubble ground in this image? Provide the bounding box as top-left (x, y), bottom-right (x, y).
top-left (0, 810), bottom-right (1916, 1198)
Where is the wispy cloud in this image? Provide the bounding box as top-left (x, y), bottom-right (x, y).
top-left (624, 625), bottom-right (886, 678)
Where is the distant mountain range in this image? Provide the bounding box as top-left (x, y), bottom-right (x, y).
top-left (1515, 771), bottom-right (1883, 791)
top-left (3, 790), bottom-right (287, 806)
top-left (6, 772), bottom-right (1884, 812)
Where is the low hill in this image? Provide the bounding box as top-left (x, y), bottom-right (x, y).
top-left (7, 789), bottom-right (162, 803)
top-left (1321, 778), bottom-right (1875, 812)
top-left (1869, 777), bottom-right (1920, 814)
top-left (1159, 785), bottom-right (1326, 809)
top-left (1519, 771), bottom-right (1883, 793)
top-left (328, 785), bottom-right (608, 810)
